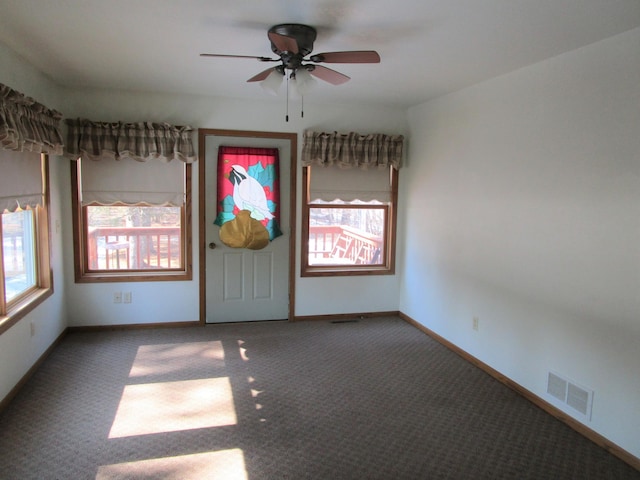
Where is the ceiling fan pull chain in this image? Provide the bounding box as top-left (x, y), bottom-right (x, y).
top-left (301, 94), bottom-right (304, 119)
top-left (285, 72), bottom-right (290, 122)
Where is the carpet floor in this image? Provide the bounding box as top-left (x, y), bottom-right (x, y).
top-left (0, 316), bottom-right (638, 479)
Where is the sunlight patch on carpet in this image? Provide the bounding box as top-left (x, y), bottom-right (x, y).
top-left (128, 341), bottom-right (225, 378)
top-left (238, 339), bottom-right (249, 361)
top-left (109, 377), bottom-right (237, 438)
top-left (96, 449), bottom-right (247, 479)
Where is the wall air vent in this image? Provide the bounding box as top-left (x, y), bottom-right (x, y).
top-left (567, 383), bottom-right (591, 416)
top-left (547, 372), bottom-right (567, 402)
top-left (547, 371), bottom-right (593, 421)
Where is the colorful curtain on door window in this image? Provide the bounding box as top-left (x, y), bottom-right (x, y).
top-left (214, 146), bottom-right (282, 248)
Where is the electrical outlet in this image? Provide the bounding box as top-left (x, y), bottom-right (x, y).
top-left (123, 292), bottom-right (132, 303)
top-left (113, 291), bottom-right (122, 303)
top-left (473, 317), bottom-right (479, 331)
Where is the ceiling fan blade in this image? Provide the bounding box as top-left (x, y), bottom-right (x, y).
top-left (308, 65), bottom-right (350, 85)
top-left (268, 31), bottom-right (299, 53)
top-left (200, 53), bottom-right (276, 62)
top-left (310, 50), bottom-right (381, 64)
top-left (247, 67), bottom-right (278, 83)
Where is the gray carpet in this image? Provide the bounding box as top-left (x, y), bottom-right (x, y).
top-left (0, 317), bottom-right (638, 479)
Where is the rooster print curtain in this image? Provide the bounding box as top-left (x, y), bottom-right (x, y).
top-left (214, 146), bottom-right (282, 248)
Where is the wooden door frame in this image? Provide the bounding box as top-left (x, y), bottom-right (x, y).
top-left (198, 129), bottom-right (298, 324)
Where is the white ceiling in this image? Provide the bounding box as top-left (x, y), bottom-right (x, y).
top-left (1, 0), bottom-right (639, 108)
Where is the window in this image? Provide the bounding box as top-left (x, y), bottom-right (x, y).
top-left (301, 165), bottom-right (398, 276)
top-left (71, 157), bottom-right (192, 282)
top-left (0, 150), bottom-right (53, 334)
top-left (299, 130), bottom-right (403, 277)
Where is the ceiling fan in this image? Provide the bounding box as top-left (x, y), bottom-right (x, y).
top-left (200, 23), bottom-right (381, 87)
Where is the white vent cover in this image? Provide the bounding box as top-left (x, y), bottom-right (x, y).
top-left (547, 371), bottom-right (593, 421)
top-left (547, 372), bottom-right (567, 402)
top-left (567, 383), bottom-right (591, 416)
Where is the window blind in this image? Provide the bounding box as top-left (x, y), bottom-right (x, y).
top-left (309, 165), bottom-right (391, 203)
top-left (80, 157), bottom-right (184, 206)
top-left (0, 149), bottom-right (42, 212)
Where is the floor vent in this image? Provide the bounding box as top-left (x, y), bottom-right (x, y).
top-left (331, 319), bottom-right (359, 324)
top-left (547, 371), bottom-right (593, 420)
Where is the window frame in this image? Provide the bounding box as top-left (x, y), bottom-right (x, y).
top-left (301, 165), bottom-right (398, 277)
top-left (70, 160), bottom-right (193, 283)
top-left (0, 154), bottom-right (53, 335)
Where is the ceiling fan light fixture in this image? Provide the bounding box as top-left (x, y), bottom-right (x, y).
top-left (291, 68), bottom-right (317, 96)
top-left (261, 67), bottom-right (285, 95)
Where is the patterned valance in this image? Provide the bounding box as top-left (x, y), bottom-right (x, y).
top-left (64, 118), bottom-right (196, 163)
top-left (301, 130), bottom-right (404, 169)
top-left (0, 83), bottom-right (64, 155)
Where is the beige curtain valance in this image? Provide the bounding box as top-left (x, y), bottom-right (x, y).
top-left (0, 83), bottom-right (64, 155)
top-left (301, 130), bottom-right (404, 169)
top-left (64, 118), bottom-right (196, 163)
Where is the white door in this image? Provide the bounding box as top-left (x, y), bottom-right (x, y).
top-left (203, 132), bottom-right (292, 323)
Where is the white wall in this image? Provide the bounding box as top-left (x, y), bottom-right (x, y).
top-left (0, 44), bottom-right (68, 402)
top-left (400, 27), bottom-right (640, 458)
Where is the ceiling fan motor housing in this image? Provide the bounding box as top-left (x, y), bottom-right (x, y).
top-left (268, 24), bottom-right (317, 70)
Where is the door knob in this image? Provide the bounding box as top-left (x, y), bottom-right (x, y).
top-left (209, 242), bottom-right (217, 250)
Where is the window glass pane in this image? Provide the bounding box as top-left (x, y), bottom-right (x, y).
top-left (2, 209), bottom-right (37, 302)
top-left (308, 207), bottom-right (385, 266)
top-left (86, 205), bottom-right (182, 271)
